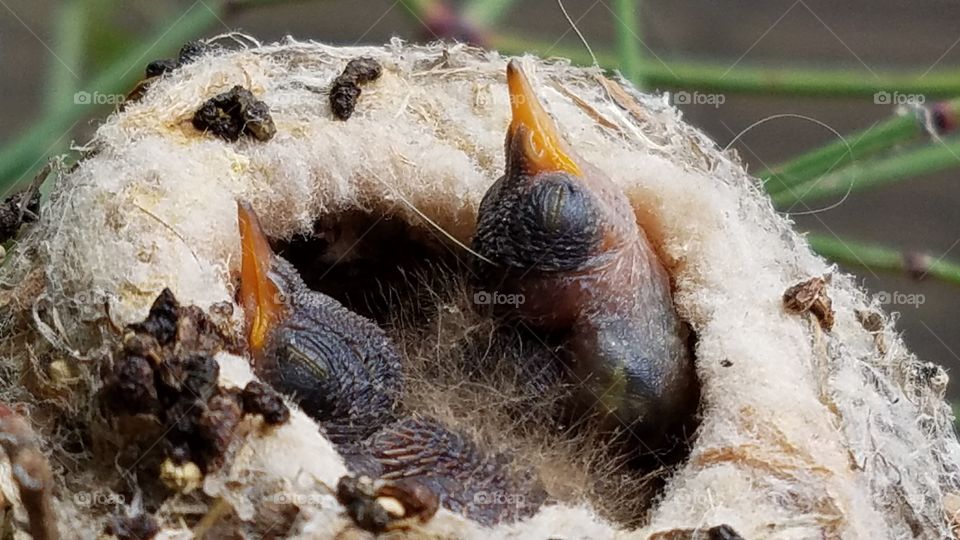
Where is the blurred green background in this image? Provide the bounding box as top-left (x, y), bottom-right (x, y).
top-left (3, 0), bottom-right (960, 396)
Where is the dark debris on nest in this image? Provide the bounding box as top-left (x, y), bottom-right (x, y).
top-left (100, 288), bottom-right (288, 479)
top-left (649, 524), bottom-right (746, 540)
top-left (783, 275), bottom-right (835, 332)
top-left (336, 474), bottom-right (439, 534)
top-left (127, 41), bottom-right (215, 107)
top-left (329, 57), bottom-right (383, 120)
top-left (241, 380), bottom-right (290, 426)
top-left (192, 85), bottom-right (277, 142)
top-left (144, 40), bottom-right (213, 79)
top-left (0, 189), bottom-right (41, 244)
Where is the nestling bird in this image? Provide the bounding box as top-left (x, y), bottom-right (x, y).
top-left (237, 202), bottom-right (544, 525)
top-left (472, 61), bottom-right (699, 446)
top-left (238, 201), bottom-right (403, 444)
top-left (233, 61), bottom-right (700, 528)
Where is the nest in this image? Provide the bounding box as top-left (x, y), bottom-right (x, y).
top-left (0, 38), bottom-right (958, 539)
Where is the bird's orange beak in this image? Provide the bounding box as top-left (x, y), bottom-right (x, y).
top-left (237, 201), bottom-right (284, 356)
top-left (506, 60), bottom-right (582, 177)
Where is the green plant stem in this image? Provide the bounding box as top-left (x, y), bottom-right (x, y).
top-left (761, 114), bottom-right (919, 195)
top-left (762, 98), bottom-right (960, 195)
top-left (491, 34), bottom-right (960, 97)
top-left (46, 0), bottom-right (88, 117)
top-left (464, 0), bottom-right (516, 27)
top-left (612, 0), bottom-right (643, 85)
top-left (808, 233), bottom-right (960, 286)
top-left (772, 137), bottom-right (960, 207)
top-left (0, 2), bottom-right (223, 191)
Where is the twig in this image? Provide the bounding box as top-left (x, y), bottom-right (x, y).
top-left (45, 0), bottom-right (87, 117)
top-left (0, 405), bottom-right (59, 540)
top-left (808, 233), bottom-right (960, 286)
top-left (0, 2), bottom-right (223, 192)
top-left (490, 34), bottom-right (960, 97)
top-left (192, 497), bottom-right (233, 539)
top-left (14, 2), bottom-right (960, 195)
top-left (772, 136), bottom-right (960, 207)
top-left (612, 0), bottom-right (643, 85)
top-left (761, 98), bottom-right (960, 195)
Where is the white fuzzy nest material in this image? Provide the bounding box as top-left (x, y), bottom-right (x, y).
top-left (1, 38), bottom-right (959, 539)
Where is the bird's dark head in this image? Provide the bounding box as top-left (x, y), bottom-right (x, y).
top-left (472, 62), bottom-right (644, 328)
top-left (236, 201), bottom-right (403, 430)
top-left (474, 61), bottom-right (637, 277)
